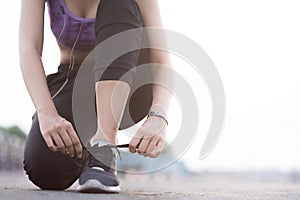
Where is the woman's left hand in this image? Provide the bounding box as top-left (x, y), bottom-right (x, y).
top-left (129, 115), bottom-right (167, 158)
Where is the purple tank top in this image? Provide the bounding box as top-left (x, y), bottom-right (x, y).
top-left (47, 0), bottom-right (96, 52)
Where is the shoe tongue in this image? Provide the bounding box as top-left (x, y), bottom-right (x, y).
top-left (91, 140), bottom-right (111, 147)
top-left (88, 140), bottom-right (117, 170)
top-left (90, 140), bottom-right (119, 156)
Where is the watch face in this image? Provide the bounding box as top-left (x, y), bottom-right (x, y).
top-left (150, 111), bottom-right (157, 115)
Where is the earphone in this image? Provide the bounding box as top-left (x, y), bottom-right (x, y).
top-left (51, 2), bottom-right (85, 99)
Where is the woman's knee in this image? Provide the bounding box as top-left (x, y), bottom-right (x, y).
top-left (23, 119), bottom-right (82, 190)
top-left (24, 166), bottom-right (74, 190)
top-left (23, 153), bottom-right (82, 190)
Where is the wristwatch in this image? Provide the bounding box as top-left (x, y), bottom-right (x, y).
top-left (147, 110), bottom-right (169, 126)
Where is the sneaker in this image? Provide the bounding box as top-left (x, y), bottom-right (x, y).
top-left (77, 141), bottom-right (121, 193)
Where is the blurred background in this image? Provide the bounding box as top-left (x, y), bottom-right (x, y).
top-left (1, 0), bottom-right (300, 184)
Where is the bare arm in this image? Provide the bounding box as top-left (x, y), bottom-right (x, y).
top-left (19, 0), bottom-right (82, 158)
top-left (19, 0), bottom-right (55, 115)
top-left (130, 0), bottom-right (174, 158)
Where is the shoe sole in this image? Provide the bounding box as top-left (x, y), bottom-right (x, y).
top-left (77, 179), bottom-right (121, 193)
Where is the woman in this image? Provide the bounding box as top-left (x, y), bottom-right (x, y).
top-left (19, 0), bottom-right (173, 193)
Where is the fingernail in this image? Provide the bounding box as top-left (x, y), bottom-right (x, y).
top-left (77, 154), bottom-right (82, 158)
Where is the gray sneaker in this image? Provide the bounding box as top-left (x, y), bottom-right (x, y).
top-left (77, 141), bottom-right (121, 193)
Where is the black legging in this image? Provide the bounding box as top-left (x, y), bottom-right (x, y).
top-left (23, 0), bottom-right (153, 190)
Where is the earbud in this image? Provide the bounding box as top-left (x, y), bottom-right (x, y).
top-left (60, 5), bottom-right (65, 15)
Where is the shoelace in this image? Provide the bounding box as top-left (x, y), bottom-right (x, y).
top-left (115, 144), bottom-right (130, 148)
top-left (84, 143), bottom-right (140, 171)
top-left (85, 144), bottom-right (129, 170)
top-left (107, 143), bottom-right (140, 162)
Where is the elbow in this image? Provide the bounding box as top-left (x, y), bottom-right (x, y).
top-left (18, 44), bottom-right (42, 68)
top-left (19, 44), bottom-right (41, 58)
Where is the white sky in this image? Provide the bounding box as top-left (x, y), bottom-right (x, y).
top-left (0, 0), bottom-right (300, 172)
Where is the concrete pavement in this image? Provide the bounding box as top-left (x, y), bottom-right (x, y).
top-left (0, 171), bottom-right (299, 200)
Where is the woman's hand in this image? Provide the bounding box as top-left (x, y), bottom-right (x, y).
top-left (19, 0), bottom-right (84, 158)
top-left (38, 112), bottom-right (83, 158)
top-left (129, 115), bottom-right (167, 158)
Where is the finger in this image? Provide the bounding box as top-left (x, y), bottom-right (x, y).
top-left (145, 136), bottom-right (160, 154)
top-left (66, 123), bottom-right (83, 158)
top-left (51, 132), bottom-right (67, 154)
top-left (142, 147), bottom-right (153, 157)
top-left (137, 136), bottom-right (151, 154)
top-left (143, 145), bottom-right (159, 158)
top-left (149, 139), bottom-right (164, 158)
top-left (129, 132), bottom-right (143, 153)
top-left (59, 129), bottom-right (75, 157)
top-left (44, 134), bottom-right (57, 152)
top-left (129, 138), bottom-right (141, 153)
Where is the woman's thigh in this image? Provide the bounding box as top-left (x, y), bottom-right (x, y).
top-left (94, 0), bottom-right (154, 130)
top-left (94, 0), bottom-right (145, 85)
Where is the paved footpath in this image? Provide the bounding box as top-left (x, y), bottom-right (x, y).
top-left (0, 171), bottom-right (299, 200)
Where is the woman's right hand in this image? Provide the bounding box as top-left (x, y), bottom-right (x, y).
top-left (38, 112), bottom-right (83, 158)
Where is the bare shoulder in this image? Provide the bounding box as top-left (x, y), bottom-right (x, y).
top-left (19, 0), bottom-right (47, 52)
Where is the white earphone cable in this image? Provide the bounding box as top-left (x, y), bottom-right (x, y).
top-left (51, 14), bottom-right (85, 99)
